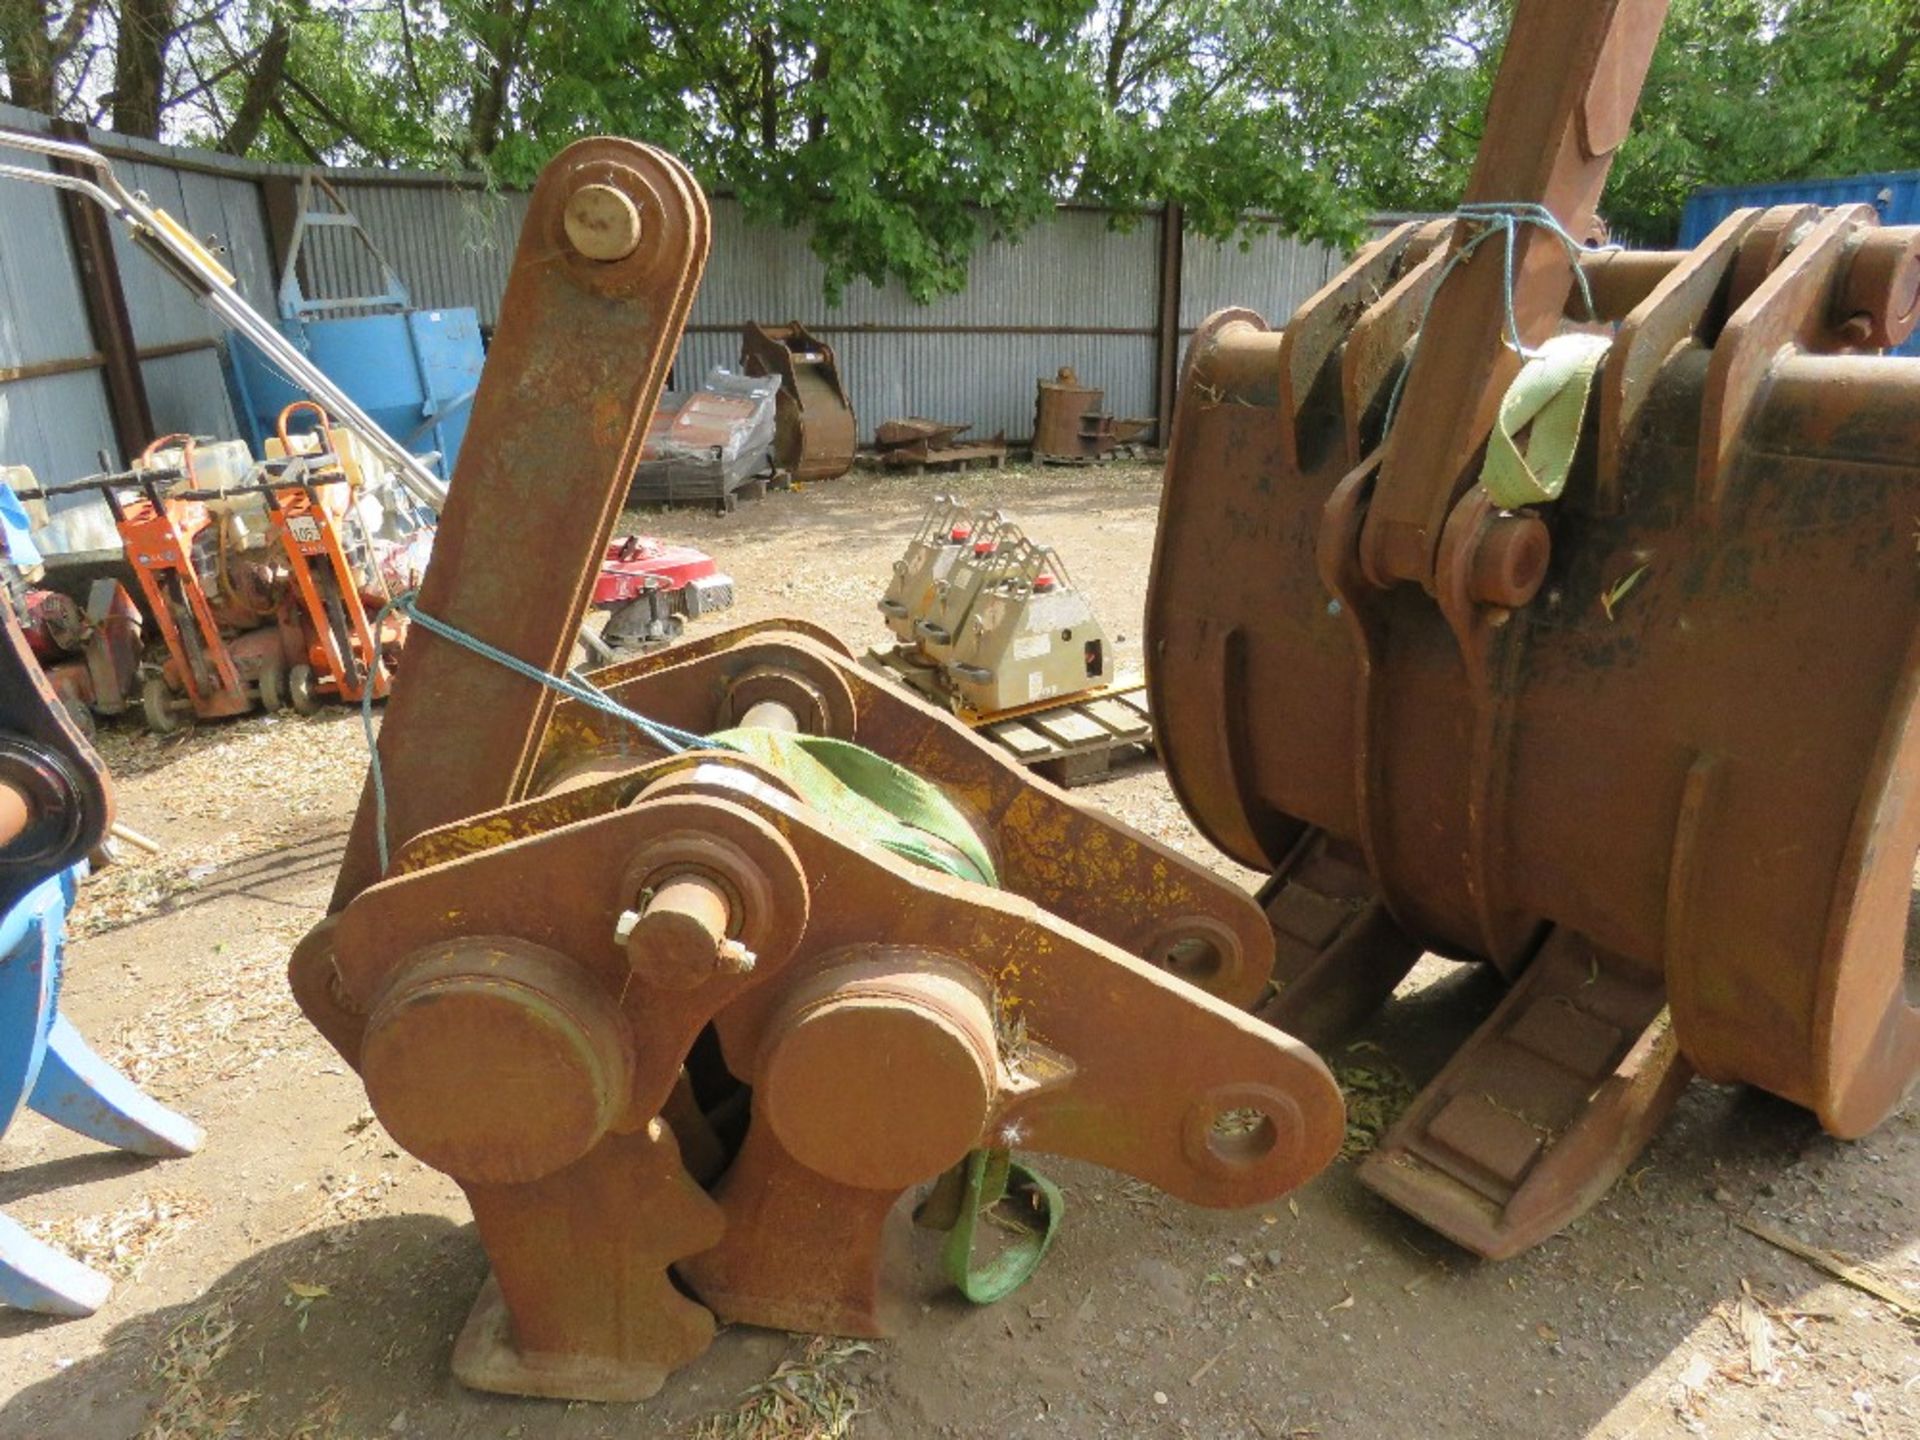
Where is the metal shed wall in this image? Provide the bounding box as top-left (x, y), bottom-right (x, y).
top-left (0, 111), bottom-right (118, 488)
top-left (674, 199), bottom-right (1166, 443)
top-left (0, 103), bottom-right (1357, 477)
top-left (109, 152), bottom-right (275, 442)
top-left (0, 102), bottom-right (279, 483)
top-left (159, 186), bottom-right (1349, 444)
top-left (1179, 228), bottom-right (1345, 333)
top-left (305, 182), bottom-right (530, 322)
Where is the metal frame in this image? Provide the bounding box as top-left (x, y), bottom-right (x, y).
top-left (274, 170), bottom-right (413, 320)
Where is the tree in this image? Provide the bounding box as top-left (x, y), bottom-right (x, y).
top-left (698, 1), bottom-right (1102, 301)
top-left (1, 0), bottom-right (101, 113)
top-left (1607, 0), bottom-right (1920, 241)
top-left (1352, 0), bottom-right (1920, 244)
top-left (1072, 0), bottom-right (1496, 246)
top-left (214, 11), bottom-right (289, 155)
top-left (108, 0), bottom-right (173, 136)
top-left (3, 1), bottom-right (1916, 292)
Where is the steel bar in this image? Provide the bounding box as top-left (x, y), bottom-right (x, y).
top-left (325, 138), bottom-right (710, 907)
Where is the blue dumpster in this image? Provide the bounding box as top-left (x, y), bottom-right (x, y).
top-left (1679, 171), bottom-right (1920, 357)
top-left (222, 175), bottom-right (486, 475)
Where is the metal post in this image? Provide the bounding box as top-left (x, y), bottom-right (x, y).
top-left (49, 120), bottom-right (152, 461)
top-left (1153, 201), bottom-right (1185, 446)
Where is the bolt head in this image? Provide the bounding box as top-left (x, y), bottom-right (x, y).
top-left (563, 183), bottom-right (642, 262)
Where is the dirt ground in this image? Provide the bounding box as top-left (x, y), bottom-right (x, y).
top-left (2, 461), bottom-right (1916, 1440)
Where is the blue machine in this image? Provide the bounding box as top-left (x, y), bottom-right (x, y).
top-left (1679, 170), bottom-right (1920, 358)
top-left (1, 594), bottom-right (202, 1316)
top-left (223, 173), bottom-right (485, 477)
top-left (0, 865), bottom-right (203, 1315)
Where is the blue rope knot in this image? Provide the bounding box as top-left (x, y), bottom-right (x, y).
top-left (361, 590), bottom-right (712, 872)
top-left (1381, 201), bottom-right (1607, 438)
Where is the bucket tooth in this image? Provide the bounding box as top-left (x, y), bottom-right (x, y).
top-left (1358, 931), bottom-right (1692, 1259)
top-left (1255, 830), bottom-right (1422, 1047)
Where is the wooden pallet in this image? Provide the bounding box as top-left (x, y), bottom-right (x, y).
top-left (880, 444), bottom-right (1007, 474)
top-left (982, 687), bottom-right (1154, 785)
top-left (863, 646), bottom-right (1155, 786)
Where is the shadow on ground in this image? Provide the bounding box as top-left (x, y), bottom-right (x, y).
top-left (4, 1050), bottom-right (1899, 1440)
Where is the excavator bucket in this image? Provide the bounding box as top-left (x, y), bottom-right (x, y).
top-left (1149, 0), bottom-right (1920, 1258)
top-left (290, 138), bottom-right (1343, 1402)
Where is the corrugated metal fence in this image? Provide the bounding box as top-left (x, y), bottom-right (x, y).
top-left (0, 101), bottom-right (1349, 489)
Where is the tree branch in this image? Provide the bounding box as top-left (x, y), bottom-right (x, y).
top-left (266, 89), bottom-right (325, 162)
top-left (52, 0), bottom-right (102, 61)
top-left (392, 0), bottom-right (427, 103)
top-left (217, 15), bottom-right (289, 153)
top-left (284, 65), bottom-right (391, 159)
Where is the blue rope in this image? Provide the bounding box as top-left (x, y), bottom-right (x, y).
top-left (361, 590), bottom-right (713, 872)
top-left (1380, 201), bottom-right (1604, 438)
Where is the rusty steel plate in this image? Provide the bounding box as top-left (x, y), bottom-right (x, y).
top-left (1148, 0), bottom-right (1920, 1257)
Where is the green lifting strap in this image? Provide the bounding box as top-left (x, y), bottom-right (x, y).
top-left (1478, 331), bottom-right (1613, 510)
top-left (707, 728), bottom-right (999, 887)
top-left (913, 1147), bottom-right (1065, 1304)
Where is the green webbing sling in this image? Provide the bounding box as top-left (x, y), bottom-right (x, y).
top-left (707, 726), bottom-right (1062, 1303)
top-left (708, 729), bottom-right (998, 887)
top-left (913, 1148), bottom-right (1065, 1304)
top-left (1478, 331), bottom-right (1612, 510)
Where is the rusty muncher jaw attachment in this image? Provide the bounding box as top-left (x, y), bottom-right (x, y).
top-left (288, 138), bottom-right (1341, 1402)
top-left (1150, 0), bottom-right (1920, 1260)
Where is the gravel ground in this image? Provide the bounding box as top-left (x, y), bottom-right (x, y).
top-left (0, 461), bottom-right (1915, 1440)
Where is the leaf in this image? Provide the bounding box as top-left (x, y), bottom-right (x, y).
top-left (286, 1281), bottom-right (330, 1300)
top-left (1601, 563), bottom-right (1650, 622)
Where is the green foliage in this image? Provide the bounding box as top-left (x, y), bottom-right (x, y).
top-left (5, 0), bottom-right (1917, 293)
top-left (1609, 0), bottom-right (1920, 241)
top-left (1073, 0), bottom-right (1498, 250)
top-left (1359, 0), bottom-right (1920, 244)
top-left (697, 1), bottom-right (1101, 303)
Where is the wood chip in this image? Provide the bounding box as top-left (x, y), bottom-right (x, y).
top-left (1187, 1342), bottom-right (1233, 1387)
top-left (1733, 1215), bottom-right (1920, 1321)
top-left (1737, 1282), bottom-right (1778, 1380)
